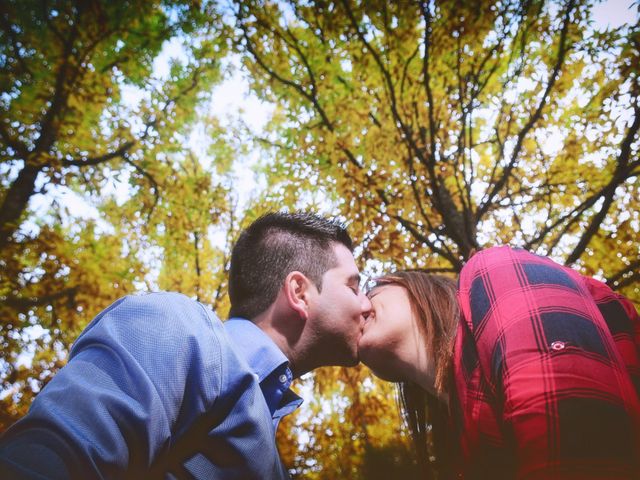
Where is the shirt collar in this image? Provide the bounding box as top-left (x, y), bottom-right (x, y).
top-left (224, 317), bottom-right (289, 383)
top-left (224, 318), bottom-right (302, 424)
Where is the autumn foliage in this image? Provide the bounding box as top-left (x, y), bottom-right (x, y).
top-left (1, 0), bottom-right (638, 477)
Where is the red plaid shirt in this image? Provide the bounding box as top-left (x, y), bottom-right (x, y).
top-left (453, 246), bottom-right (640, 479)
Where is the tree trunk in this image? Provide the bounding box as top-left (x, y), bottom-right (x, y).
top-left (0, 164), bottom-right (42, 248)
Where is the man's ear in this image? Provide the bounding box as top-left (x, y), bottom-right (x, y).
top-left (284, 271), bottom-right (313, 320)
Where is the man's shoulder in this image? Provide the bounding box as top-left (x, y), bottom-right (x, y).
top-left (102, 291), bottom-right (220, 324)
top-left (121, 290), bottom-right (206, 309)
top-left (74, 291), bottom-right (227, 354)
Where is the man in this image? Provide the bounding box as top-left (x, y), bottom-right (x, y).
top-left (0, 211), bottom-right (372, 479)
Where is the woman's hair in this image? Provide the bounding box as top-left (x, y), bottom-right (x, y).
top-left (373, 271), bottom-right (459, 478)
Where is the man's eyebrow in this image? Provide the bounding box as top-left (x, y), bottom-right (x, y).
top-left (347, 274), bottom-right (360, 285)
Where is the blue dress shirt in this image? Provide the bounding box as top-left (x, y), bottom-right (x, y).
top-left (0, 292), bottom-right (302, 479)
top-left (224, 319), bottom-right (300, 429)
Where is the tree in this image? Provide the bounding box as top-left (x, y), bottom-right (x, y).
top-left (114, 118), bottom-right (241, 313)
top-left (0, 0), bottom-right (231, 428)
top-left (234, 0), bottom-right (640, 299)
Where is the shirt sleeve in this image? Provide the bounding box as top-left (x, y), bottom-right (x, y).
top-left (457, 246), bottom-right (640, 479)
top-left (0, 293), bottom-right (224, 478)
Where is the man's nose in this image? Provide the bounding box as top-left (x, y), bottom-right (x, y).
top-left (360, 292), bottom-right (372, 315)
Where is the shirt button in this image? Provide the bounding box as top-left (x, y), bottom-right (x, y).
top-left (551, 341), bottom-right (566, 351)
top-left (278, 374), bottom-right (287, 384)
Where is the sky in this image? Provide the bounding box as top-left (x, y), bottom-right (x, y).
top-left (592, 0), bottom-right (637, 26)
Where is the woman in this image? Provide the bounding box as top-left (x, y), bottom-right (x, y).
top-left (359, 246), bottom-right (640, 479)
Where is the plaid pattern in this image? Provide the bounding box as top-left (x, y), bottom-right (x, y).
top-left (452, 246), bottom-right (640, 479)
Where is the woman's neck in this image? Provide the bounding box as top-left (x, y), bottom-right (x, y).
top-left (407, 345), bottom-right (453, 406)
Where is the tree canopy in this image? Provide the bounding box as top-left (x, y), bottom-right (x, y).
top-left (0, 0), bottom-right (232, 426)
top-left (235, 0), bottom-right (639, 298)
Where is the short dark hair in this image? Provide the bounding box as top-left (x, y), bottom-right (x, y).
top-left (228, 211), bottom-right (353, 319)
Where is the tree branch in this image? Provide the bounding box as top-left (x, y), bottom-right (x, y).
top-left (606, 258), bottom-right (640, 289)
top-left (565, 105), bottom-right (640, 265)
top-left (62, 140), bottom-right (136, 167)
top-left (477, 0), bottom-right (574, 221)
top-left (2, 287), bottom-right (79, 309)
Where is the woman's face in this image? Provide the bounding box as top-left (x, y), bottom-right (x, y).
top-left (358, 284), bottom-right (425, 383)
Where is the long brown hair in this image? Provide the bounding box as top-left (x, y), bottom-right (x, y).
top-left (374, 271), bottom-right (459, 479)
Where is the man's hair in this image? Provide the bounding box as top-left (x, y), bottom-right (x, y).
top-left (228, 211), bottom-right (353, 319)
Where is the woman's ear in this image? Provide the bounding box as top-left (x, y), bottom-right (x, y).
top-left (284, 271), bottom-right (312, 320)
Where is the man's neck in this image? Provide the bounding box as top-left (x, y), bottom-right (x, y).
top-left (251, 307), bottom-right (304, 378)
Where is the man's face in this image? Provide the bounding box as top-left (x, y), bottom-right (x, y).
top-left (307, 243), bottom-right (372, 367)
